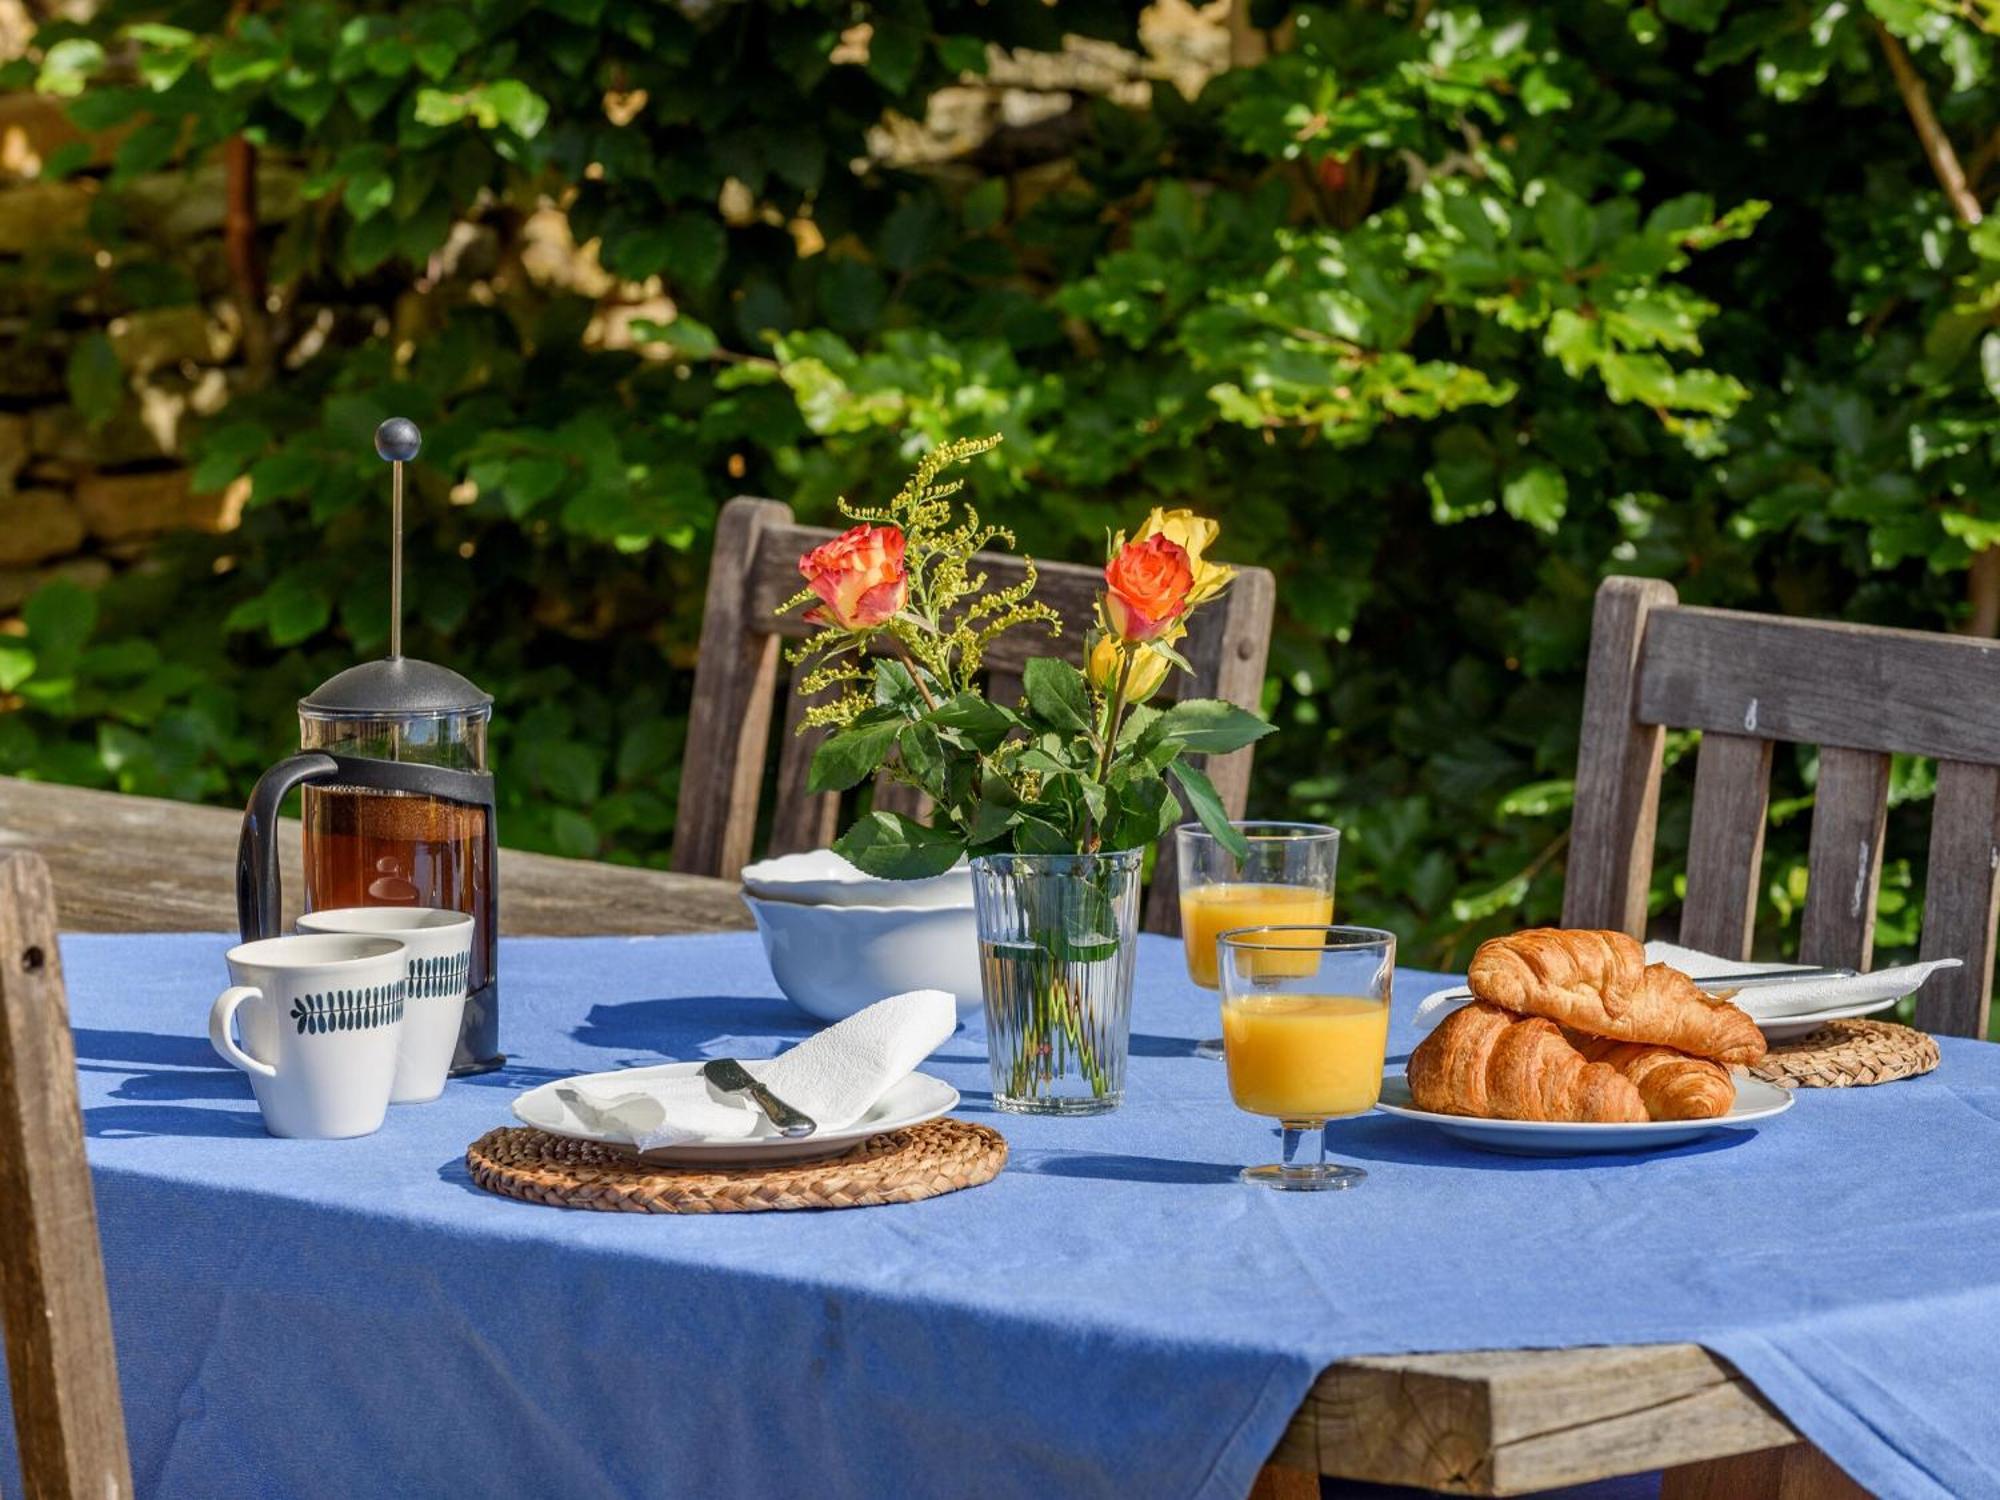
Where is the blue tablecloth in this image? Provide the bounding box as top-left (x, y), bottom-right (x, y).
top-left (8, 932), bottom-right (2000, 1500)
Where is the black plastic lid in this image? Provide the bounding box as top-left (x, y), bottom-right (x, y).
top-left (300, 657), bottom-right (492, 717)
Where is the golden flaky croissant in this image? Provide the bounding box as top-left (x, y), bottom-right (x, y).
top-left (1467, 929), bottom-right (1766, 1065)
top-left (1570, 1035), bottom-right (1736, 1120)
top-left (1408, 1003), bottom-right (1647, 1124)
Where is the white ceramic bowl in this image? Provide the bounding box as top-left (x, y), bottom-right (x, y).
top-left (740, 848), bottom-right (973, 909)
top-left (743, 892), bottom-right (982, 1023)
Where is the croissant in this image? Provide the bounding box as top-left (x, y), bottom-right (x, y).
top-left (1570, 1036), bottom-right (1736, 1120)
top-left (1468, 929), bottom-right (1766, 1065)
top-left (1408, 1003), bottom-right (1647, 1123)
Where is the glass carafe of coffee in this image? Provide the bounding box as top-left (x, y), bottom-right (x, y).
top-left (235, 419), bottom-right (502, 1073)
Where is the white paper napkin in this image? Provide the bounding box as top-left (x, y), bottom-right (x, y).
top-left (548, 989), bottom-right (957, 1151)
top-left (1412, 943), bottom-right (1960, 1031)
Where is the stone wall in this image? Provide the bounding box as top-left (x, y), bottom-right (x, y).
top-left (0, 49), bottom-right (266, 615)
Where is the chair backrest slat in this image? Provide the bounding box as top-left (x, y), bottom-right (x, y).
top-left (1917, 760), bottom-right (2000, 1037)
top-left (768, 666), bottom-right (839, 859)
top-left (1568, 576), bottom-right (2000, 1038)
top-left (1679, 731), bottom-right (1772, 960)
top-left (1637, 606), bottom-right (2000, 762)
top-left (676, 498), bottom-right (1276, 935)
top-left (1563, 578), bottom-right (1675, 934)
top-left (675, 498), bottom-right (792, 879)
top-left (0, 850), bottom-right (134, 1499)
top-left (1798, 747), bottom-right (1892, 969)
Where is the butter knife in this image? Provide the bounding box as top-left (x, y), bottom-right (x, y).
top-left (1687, 966), bottom-right (1858, 988)
top-left (701, 1059), bottom-right (817, 1138)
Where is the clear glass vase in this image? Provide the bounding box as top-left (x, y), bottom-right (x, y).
top-left (970, 848), bottom-right (1142, 1116)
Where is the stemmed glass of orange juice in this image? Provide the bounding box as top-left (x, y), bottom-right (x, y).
top-left (1177, 822), bottom-right (1340, 1059)
top-left (1216, 925), bottom-right (1393, 1191)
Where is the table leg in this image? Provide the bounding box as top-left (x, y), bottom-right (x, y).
top-left (1661, 1440), bottom-right (1872, 1500)
top-left (1247, 1462), bottom-right (1318, 1500)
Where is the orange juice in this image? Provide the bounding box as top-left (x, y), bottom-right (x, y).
top-left (1180, 883), bottom-right (1334, 987)
top-left (1221, 994), bottom-right (1389, 1118)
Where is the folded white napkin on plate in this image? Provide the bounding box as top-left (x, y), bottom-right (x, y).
top-left (1413, 942), bottom-right (1959, 1030)
top-left (551, 989), bottom-right (956, 1151)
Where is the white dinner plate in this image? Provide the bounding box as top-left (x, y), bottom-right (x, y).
top-left (512, 1062), bottom-right (960, 1165)
top-left (1372, 1073), bottom-right (1793, 1156)
top-left (1756, 997), bottom-right (1898, 1041)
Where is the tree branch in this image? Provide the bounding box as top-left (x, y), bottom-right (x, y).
top-left (1965, 549), bottom-right (2000, 638)
top-left (1874, 21), bottom-right (1983, 226)
top-left (223, 135), bottom-right (273, 380)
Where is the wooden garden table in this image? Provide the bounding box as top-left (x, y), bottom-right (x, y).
top-left (2, 774), bottom-right (1863, 1498)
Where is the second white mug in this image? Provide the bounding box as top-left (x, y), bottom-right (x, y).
top-left (212, 933), bottom-right (407, 1139)
top-left (297, 907), bottom-right (474, 1103)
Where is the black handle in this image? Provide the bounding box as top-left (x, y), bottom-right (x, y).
top-left (236, 752), bottom-right (339, 942)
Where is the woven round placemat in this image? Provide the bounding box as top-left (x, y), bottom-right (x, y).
top-left (1748, 1018), bottom-right (1939, 1089)
top-left (466, 1118), bottom-right (1006, 1213)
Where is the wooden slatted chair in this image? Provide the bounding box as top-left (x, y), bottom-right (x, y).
top-left (0, 850), bottom-right (135, 1499)
top-left (671, 496), bottom-right (1277, 934)
top-left (1566, 576), bottom-right (2000, 1038)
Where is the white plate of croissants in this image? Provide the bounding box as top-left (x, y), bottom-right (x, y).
top-left (1381, 928), bottom-right (1793, 1155)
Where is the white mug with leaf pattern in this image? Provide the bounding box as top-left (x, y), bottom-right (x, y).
top-left (297, 907), bottom-right (475, 1104)
top-left (212, 933), bottom-right (407, 1139)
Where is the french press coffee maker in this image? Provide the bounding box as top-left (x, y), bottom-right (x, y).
top-left (237, 418), bottom-right (502, 1073)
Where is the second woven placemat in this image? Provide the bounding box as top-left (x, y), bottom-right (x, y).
top-left (1748, 1018), bottom-right (1939, 1089)
top-left (467, 1118), bottom-right (1006, 1213)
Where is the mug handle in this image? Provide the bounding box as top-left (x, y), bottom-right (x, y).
top-left (210, 986), bottom-right (278, 1078)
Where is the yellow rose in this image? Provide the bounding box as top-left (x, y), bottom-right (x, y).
top-left (1088, 626), bottom-right (1181, 705)
top-left (1114, 508), bottom-right (1236, 606)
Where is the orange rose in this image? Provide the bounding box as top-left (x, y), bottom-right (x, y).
top-left (799, 523), bottom-right (908, 630)
top-left (1102, 533), bottom-right (1193, 643)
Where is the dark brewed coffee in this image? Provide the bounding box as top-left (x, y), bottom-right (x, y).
top-left (303, 786), bottom-right (494, 995)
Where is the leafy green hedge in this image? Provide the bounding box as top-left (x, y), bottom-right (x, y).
top-left (3, 1), bottom-right (1996, 987)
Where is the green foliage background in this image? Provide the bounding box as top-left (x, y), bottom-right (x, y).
top-left (4, 0), bottom-right (1998, 993)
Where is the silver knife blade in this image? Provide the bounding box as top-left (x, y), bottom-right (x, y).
top-left (1687, 966), bottom-right (1857, 988)
top-left (701, 1058), bottom-right (816, 1138)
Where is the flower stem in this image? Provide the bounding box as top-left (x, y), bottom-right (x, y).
top-left (894, 639), bottom-right (942, 713)
top-left (1098, 647), bottom-right (1136, 783)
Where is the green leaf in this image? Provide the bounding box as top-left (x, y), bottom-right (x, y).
top-left (1168, 760), bottom-right (1247, 860)
top-left (866, 19), bottom-right (924, 92)
top-left (500, 456), bottom-right (567, 515)
top-left (1502, 465), bottom-right (1568, 533)
top-left (24, 580), bottom-right (98, 667)
top-left (874, 659), bottom-right (927, 713)
top-left (809, 715), bottom-right (904, 793)
top-left (663, 216), bottom-right (727, 291)
top-left (37, 38), bottom-right (104, 97)
top-left (1534, 183), bottom-right (1595, 269)
top-left (485, 79), bottom-right (549, 136)
top-left (0, 637), bottom-right (34, 692)
top-left (1023, 657), bottom-right (1092, 734)
top-left (264, 575), bottom-right (330, 646)
top-left (927, 692), bottom-right (1014, 750)
top-left (1981, 332), bottom-right (2000, 403)
top-left (833, 810), bottom-right (964, 879)
top-left (345, 211), bottom-right (401, 273)
top-left (1451, 873), bottom-right (1530, 923)
top-left (961, 178), bottom-right (1006, 233)
top-left (343, 168), bottom-right (395, 221)
top-left (548, 807), bottom-right (599, 858)
top-left (66, 333), bottom-right (122, 430)
top-left (191, 421), bottom-right (272, 491)
top-left (1497, 779), bottom-right (1575, 818)
top-left (631, 315), bottom-right (719, 359)
top-left (1152, 699), bottom-right (1274, 755)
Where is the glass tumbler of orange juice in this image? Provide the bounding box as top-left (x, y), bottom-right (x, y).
top-left (1177, 822), bottom-right (1339, 1059)
top-left (1217, 925), bottom-right (1393, 1191)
